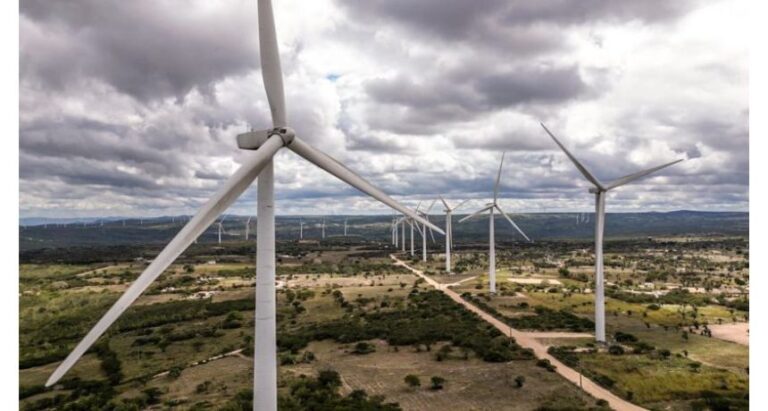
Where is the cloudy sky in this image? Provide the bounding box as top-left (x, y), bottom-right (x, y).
top-left (19, 0), bottom-right (748, 218)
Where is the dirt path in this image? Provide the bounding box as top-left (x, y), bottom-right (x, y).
top-left (151, 349), bottom-right (245, 379)
top-left (523, 332), bottom-right (594, 339)
top-left (391, 255), bottom-right (647, 411)
top-left (707, 322), bottom-right (749, 346)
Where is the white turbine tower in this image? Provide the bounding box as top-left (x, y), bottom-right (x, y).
top-left (344, 218), bottom-right (348, 236)
top-left (460, 153), bottom-right (531, 294)
top-left (44, 3), bottom-right (444, 410)
top-left (541, 123), bottom-right (682, 343)
top-left (299, 218), bottom-right (304, 240)
top-left (416, 200), bottom-right (437, 262)
top-left (321, 218), bottom-right (326, 239)
top-left (245, 216), bottom-right (253, 240)
top-left (438, 196), bottom-right (469, 273)
top-left (217, 216), bottom-right (227, 244)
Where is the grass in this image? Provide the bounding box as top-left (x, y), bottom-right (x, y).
top-left (578, 352), bottom-right (748, 408)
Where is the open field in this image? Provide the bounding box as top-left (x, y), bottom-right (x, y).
top-left (18, 235), bottom-right (748, 410)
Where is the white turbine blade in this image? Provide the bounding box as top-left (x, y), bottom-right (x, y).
top-left (459, 205), bottom-right (493, 223)
top-left (45, 135), bottom-right (284, 387)
top-left (495, 204), bottom-right (531, 242)
top-left (415, 200), bottom-right (423, 213)
top-left (288, 138), bottom-right (444, 235)
top-left (258, 0), bottom-right (286, 127)
top-left (425, 199), bottom-right (437, 214)
top-left (540, 123), bottom-right (604, 190)
top-left (493, 152), bottom-right (506, 201)
top-left (438, 195), bottom-right (450, 209)
top-left (452, 199), bottom-right (471, 212)
top-left (603, 159), bottom-right (683, 191)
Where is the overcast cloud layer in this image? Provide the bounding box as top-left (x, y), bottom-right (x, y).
top-left (19, 0), bottom-right (748, 218)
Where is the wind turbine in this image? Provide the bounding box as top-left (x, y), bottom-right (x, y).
top-left (44, 3), bottom-right (443, 410)
top-left (299, 218), bottom-right (304, 240)
top-left (438, 196), bottom-right (469, 273)
top-left (541, 123), bottom-right (682, 343)
top-left (245, 216), bottom-right (253, 240)
top-left (217, 216), bottom-right (227, 244)
top-left (344, 218), bottom-right (348, 236)
top-left (321, 218), bottom-right (326, 239)
top-left (416, 200), bottom-right (437, 262)
top-left (459, 153), bottom-right (531, 294)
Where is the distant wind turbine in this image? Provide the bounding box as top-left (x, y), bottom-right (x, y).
top-left (245, 216), bottom-right (253, 240)
top-left (438, 196), bottom-right (470, 273)
top-left (460, 153), bottom-right (531, 293)
top-left (541, 123), bottom-right (682, 343)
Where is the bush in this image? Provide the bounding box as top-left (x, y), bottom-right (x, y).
top-left (404, 374), bottom-right (420, 389)
top-left (430, 376), bottom-right (445, 390)
top-left (608, 345), bottom-right (625, 355)
top-left (536, 359), bottom-right (556, 372)
top-left (351, 341), bottom-right (376, 355)
top-left (514, 375), bottom-right (525, 388)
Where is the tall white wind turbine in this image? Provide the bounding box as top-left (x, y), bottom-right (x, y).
top-left (344, 218), bottom-right (348, 236)
top-left (217, 216), bottom-right (227, 244)
top-left (299, 218), bottom-right (304, 240)
top-left (438, 196), bottom-right (469, 273)
top-left (245, 216), bottom-right (253, 240)
top-left (44, 3), bottom-right (444, 410)
top-left (541, 123), bottom-right (682, 343)
top-left (416, 200), bottom-right (437, 262)
top-left (459, 153), bottom-right (531, 294)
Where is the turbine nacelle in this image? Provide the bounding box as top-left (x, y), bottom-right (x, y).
top-left (237, 127), bottom-right (296, 150)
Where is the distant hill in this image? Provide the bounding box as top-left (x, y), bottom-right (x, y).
top-left (18, 211), bottom-right (748, 251)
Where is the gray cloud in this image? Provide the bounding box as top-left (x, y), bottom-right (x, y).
top-left (21, 0), bottom-right (260, 102)
top-left (18, 0), bottom-right (747, 219)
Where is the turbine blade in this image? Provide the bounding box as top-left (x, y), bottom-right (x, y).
top-left (288, 138), bottom-right (444, 235)
top-left (439, 195), bottom-right (450, 209)
top-left (258, 0), bottom-right (287, 127)
top-left (45, 135), bottom-right (285, 387)
top-left (540, 123), bottom-right (604, 190)
top-left (495, 205), bottom-right (531, 242)
top-left (426, 199), bottom-right (437, 214)
top-left (493, 152), bottom-right (506, 201)
top-left (603, 159), bottom-right (683, 191)
top-left (453, 199), bottom-right (470, 211)
top-left (458, 205), bottom-right (493, 223)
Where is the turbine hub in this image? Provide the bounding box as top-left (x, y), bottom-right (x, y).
top-left (237, 126), bottom-right (295, 150)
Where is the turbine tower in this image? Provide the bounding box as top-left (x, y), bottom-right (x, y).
top-left (299, 218), bottom-right (304, 240)
top-left (344, 218), bottom-right (348, 236)
top-left (44, 3), bottom-right (444, 410)
top-left (321, 218), bottom-right (326, 239)
top-left (217, 216), bottom-right (227, 244)
top-left (460, 153), bottom-right (531, 293)
top-left (541, 123), bottom-right (682, 343)
top-left (245, 216), bottom-right (253, 240)
top-left (416, 200), bottom-right (437, 262)
top-left (438, 196), bottom-right (469, 273)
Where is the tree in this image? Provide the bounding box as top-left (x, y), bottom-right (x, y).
top-left (430, 376), bottom-right (446, 390)
top-left (168, 366), bottom-right (183, 379)
top-left (404, 374), bottom-right (420, 389)
top-left (514, 375), bottom-right (525, 388)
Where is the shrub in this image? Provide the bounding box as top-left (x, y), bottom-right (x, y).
top-left (351, 341), bottom-right (376, 355)
top-left (430, 376), bottom-right (445, 390)
top-left (608, 345), bottom-right (625, 355)
top-left (514, 375), bottom-right (525, 388)
top-left (404, 374), bottom-right (420, 389)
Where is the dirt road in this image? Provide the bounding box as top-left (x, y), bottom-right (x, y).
top-left (391, 255), bottom-right (647, 411)
top-left (708, 322), bottom-right (749, 346)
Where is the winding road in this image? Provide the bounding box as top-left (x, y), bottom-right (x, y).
top-left (390, 255), bottom-right (646, 411)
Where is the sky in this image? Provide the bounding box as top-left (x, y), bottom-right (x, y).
top-left (19, 0), bottom-right (749, 218)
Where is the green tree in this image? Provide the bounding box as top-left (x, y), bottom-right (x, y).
top-left (404, 374), bottom-right (420, 389)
